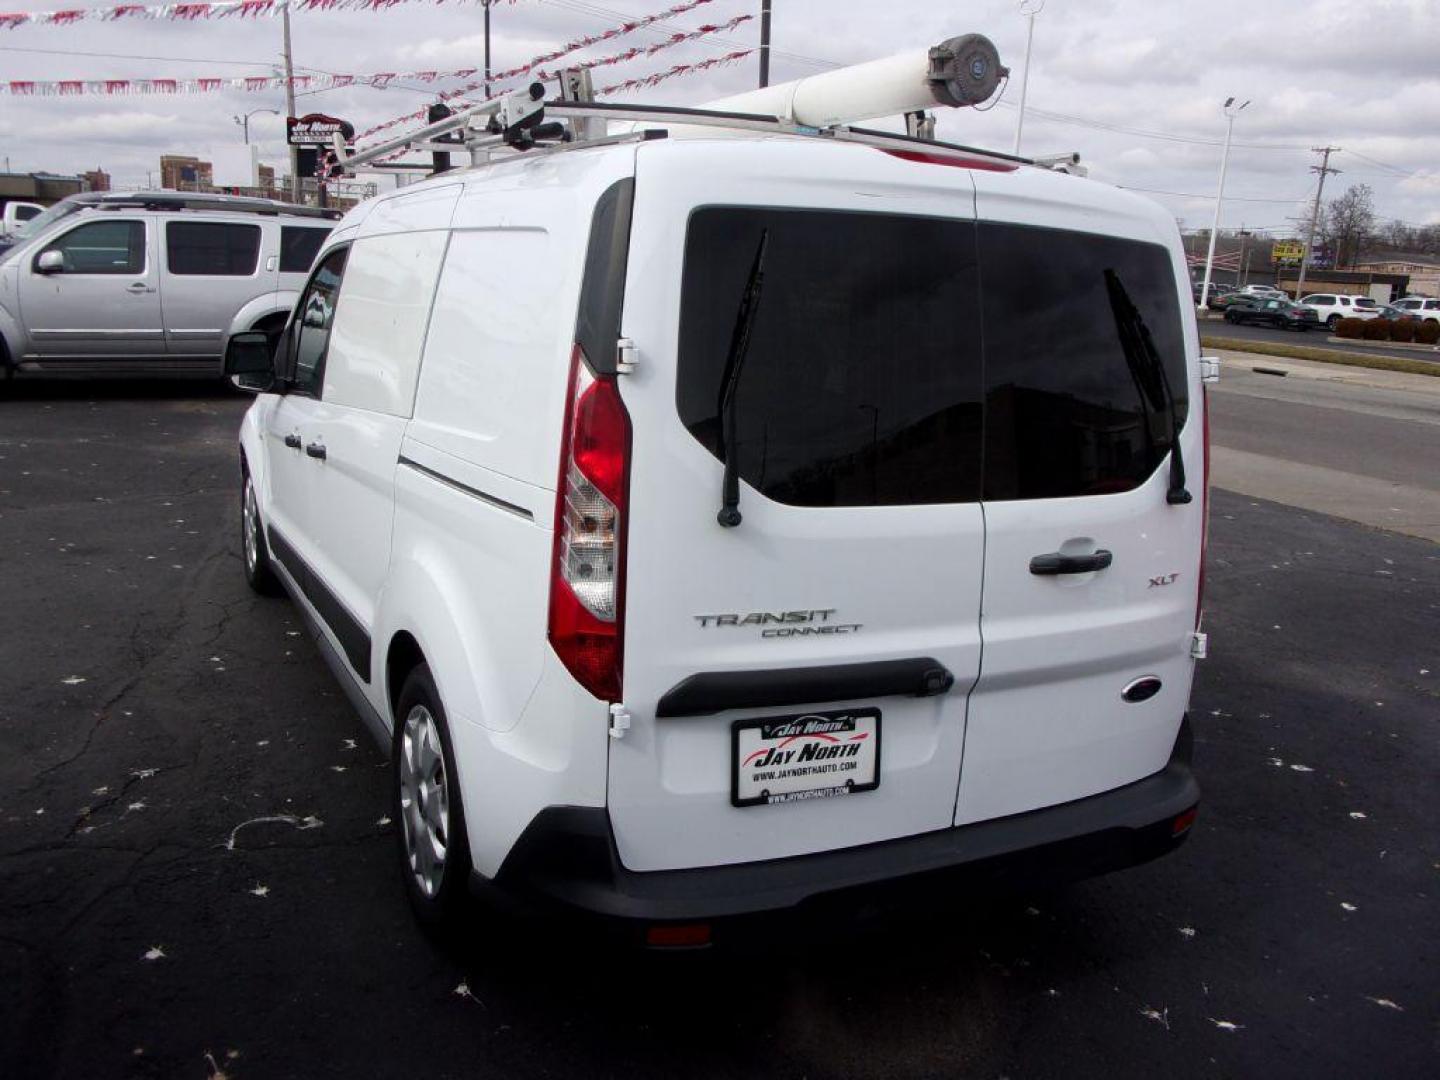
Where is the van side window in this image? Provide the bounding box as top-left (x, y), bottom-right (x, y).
top-left (279, 226), bottom-right (331, 273)
top-left (678, 208), bottom-right (984, 507)
top-left (321, 231), bottom-right (449, 417)
top-left (290, 246), bottom-right (350, 397)
top-left (36, 220), bottom-right (144, 275)
top-left (166, 221), bottom-right (261, 276)
top-left (978, 223), bottom-right (1187, 501)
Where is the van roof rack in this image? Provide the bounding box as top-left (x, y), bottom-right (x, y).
top-left (329, 37), bottom-right (1086, 185)
top-left (334, 89), bottom-right (1037, 181)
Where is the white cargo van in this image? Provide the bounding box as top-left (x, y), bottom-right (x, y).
top-left (227, 115), bottom-right (1211, 939)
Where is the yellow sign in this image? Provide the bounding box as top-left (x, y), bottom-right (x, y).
top-left (1272, 240), bottom-right (1306, 263)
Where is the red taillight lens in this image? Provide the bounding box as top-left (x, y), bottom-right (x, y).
top-left (548, 345), bottom-right (631, 701)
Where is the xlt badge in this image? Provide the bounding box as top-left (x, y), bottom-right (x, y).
top-left (694, 609), bottom-right (862, 638)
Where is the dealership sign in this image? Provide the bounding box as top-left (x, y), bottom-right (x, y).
top-left (1272, 239), bottom-right (1306, 264)
top-left (287, 114), bottom-right (355, 147)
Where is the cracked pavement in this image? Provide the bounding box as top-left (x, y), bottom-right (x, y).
top-left (1, 379), bottom-right (1436, 1079)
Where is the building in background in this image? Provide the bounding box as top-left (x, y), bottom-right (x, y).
top-left (83, 169), bottom-right (111, 192)
top-left (0, 171), bottom-right (86, 208)
top-left (1352, 254), bottom-right (1439, 297)
top-left (258, 164), bottom-right (276, 192)
top-left (159, 154), bottom-right (213, 190)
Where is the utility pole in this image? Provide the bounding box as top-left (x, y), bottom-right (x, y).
top-left (1200, 97), bottom-right (1248, 309)
top-left (282, 4), bottom-right (299, 204)
top-left (759, 1), bottom-right (771, 88)
top-left (1295, 146), bottom-right (1340, 298)
top-left (1012, 0), bottom-right (1044, 156)
top-left (484, 0), bottom-right (492, 97)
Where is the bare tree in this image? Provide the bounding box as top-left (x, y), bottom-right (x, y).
top-left (1322, 183), bottom-right (1375, 268)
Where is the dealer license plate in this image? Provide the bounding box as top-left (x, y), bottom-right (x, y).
top-left (731, 708), bottom-right (881, 808)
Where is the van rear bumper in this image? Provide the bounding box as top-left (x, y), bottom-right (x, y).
top-left (484, 717), bottom-right (1199, 924)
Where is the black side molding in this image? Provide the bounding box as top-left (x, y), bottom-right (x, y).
top-left (267, 525), bottom-right (371, 683)
top-left (655, 658), bottom-right (955, 718)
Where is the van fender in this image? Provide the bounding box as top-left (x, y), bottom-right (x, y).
top-left (226, 291), bottom-right (299, 342)
top-left (371, 549), bottom-right (544, 738)
top-left (237, 397), bottom-right (275, 505)
top-left (373, 553), bottom-right (608, 877)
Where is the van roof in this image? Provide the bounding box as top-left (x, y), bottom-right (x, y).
top-left (343, 131), bottom-right (1171, 238)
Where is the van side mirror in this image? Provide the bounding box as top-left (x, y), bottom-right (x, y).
top-left (36, 250), bottom-right (64, 274)
top-left (224, 331), bottom-right (275, 392)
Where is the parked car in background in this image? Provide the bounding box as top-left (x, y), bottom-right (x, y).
top-left (1393, 296), bottom-right (1440, 323)
top-left (1240, 284), bottom-right (1288, 299)
top-left (0, 191), bottom-right (338, 379)
top-left (1193, 281), bottom-right (1236, 304)
top-left (0, 199), bottom-right (44, 245)
top-left (1374, 304), bottom-right (1415, 321)
top-left (1297, 293), bottom-right (1381, 328)
top-left (1205, 290), bottom-right (1247, 311)
top-left (1224, 297), bottom-right (1320, 331)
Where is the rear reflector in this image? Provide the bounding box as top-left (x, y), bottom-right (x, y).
top-left (645, 923), bottom-right (712, 948)
top-left (1172, 807), bottom-right (1199, 837)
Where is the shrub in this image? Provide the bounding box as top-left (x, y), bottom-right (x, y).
top-left (1335, 317), bottom-right (1366, 338)
top-left (1363, 318), bottom-right (1390, 340)
top-left (1417, 320), bottom-right (1440, 345)
top-left (1389, 319), bottom-right (1416, 343)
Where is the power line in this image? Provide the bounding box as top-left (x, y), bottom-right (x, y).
top-left (1119, 184), bottom-right (1308, 205)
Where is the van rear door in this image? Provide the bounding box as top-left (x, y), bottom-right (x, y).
top-left (609, 144), bottom-right (985, 873)
top-left (954, 173), bottom-right (1203, 826)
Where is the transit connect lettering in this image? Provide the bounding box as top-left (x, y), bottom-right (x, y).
top-left (694, 609), bottom-right (837, 628)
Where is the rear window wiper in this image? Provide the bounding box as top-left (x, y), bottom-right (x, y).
top-left (715, 229), bottom-right (770, 528)
top-left (1104, 269), bottom-right (1191, 506)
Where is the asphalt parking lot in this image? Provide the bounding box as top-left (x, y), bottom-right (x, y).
top-left (1, 380), bottom-right (1436, 1079)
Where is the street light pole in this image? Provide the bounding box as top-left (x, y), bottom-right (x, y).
top-left (282, 5), bottom-right (299, 203)
top-left (1200, 97), bottom-right (1248, 310)
top-left (759, 1), bottom-right (772, 88)
top-left (1012, 0), bottom-right (1043, 156)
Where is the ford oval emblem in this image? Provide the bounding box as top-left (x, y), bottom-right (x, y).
top-left (1121, 676), bottom-right (1163, 703)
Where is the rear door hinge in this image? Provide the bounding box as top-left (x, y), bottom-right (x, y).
top-left (1199, 356), bottom-right (1221, 383)
top-left (616, 337), bottom-right (637, 375)
top-left (1190, 631), bottom-right (1209, 660)
top-left (608, 702), bottom-right (632, 739)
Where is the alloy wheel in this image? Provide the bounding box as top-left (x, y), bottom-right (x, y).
top-left (242, 477), bottom-right (258, 574)
top-left (398, 705), bottom-right (450, 898)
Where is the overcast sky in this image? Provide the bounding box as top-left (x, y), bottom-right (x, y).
top-left (1, 0), bottom-right (1436, 235)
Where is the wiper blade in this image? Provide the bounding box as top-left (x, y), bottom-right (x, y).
top-left (1104, 269), bottom-right (1191, 505)
top-left (716, 229), bottom-right (770, 528)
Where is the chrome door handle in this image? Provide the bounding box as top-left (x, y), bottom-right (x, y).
top-left (125, 282), bottom-right (154, 294)
top-left (283, 433), bottom-right (302, 449)
top-left (305, 442), bottom-right (327, 460)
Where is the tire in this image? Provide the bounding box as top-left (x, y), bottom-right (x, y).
top-left (393, 664), bottom-right (473, 933)
top-left (1327, 315), bottom-right (1340, 330)
top-left (241, 468), bottom-right (283, 596)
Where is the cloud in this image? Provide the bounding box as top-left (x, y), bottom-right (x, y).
top-left (0, 0), bottom-right (1434, 230)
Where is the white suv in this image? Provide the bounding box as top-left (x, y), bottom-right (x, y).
top-left (1393, 296), bottom-right (1440, 323)
top-left (228, 133), bottom-right (1209, 938)
top-left (1297, 292), bottom-right (1382, 328)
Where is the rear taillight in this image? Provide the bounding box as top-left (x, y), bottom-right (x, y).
top-left (1196, 385), bottom-right (1211, 630)
top-left (548, 344), bottom-right (631, 701)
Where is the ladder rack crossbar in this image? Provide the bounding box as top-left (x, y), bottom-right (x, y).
top-left (334, 98), bottom-right (1036, 179)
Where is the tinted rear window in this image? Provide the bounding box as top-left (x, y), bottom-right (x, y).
top-left (677, 210), bottom-right (1187, 507)
top-left (280, 226), bottom-right (330, 273)
top-left (677, 208), bottom-right (983, 507)
top-left (166, 222), bottom-right (260, 276)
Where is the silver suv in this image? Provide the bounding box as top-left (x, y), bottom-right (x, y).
top-left (0, 192), bottom-right (337, 379)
